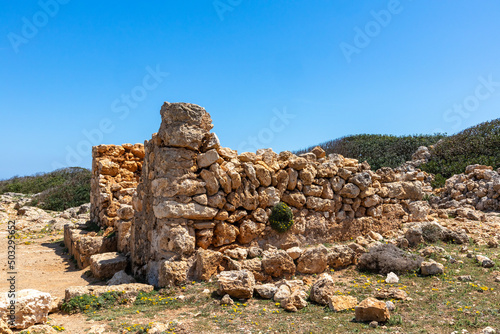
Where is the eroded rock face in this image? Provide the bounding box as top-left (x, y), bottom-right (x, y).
top-left (216, 270), bottom-right (255, 299)
top-left (0, 290), bottom-right (52, 329)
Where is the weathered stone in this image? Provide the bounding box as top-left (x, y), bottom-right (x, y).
top-left (65, 284), bottom-right (153, 301)
top-left (262, 250), bottom-right (296, 278)
top-left (281, 290), bottom-right (308, 312)
top-left (200, 169), bottom-right (219, 196)
top-left (339, 183), bottom-right (360, 198)
top-left (194, 249), bottom-right (224, 281)
top-left (327, 245), bottom-right (356, 269)
top-left (374, 287), bottom-right (408, 300)
top-left (254, 284), bottom-right (277, 299)
top-left (238, 220), bottom-right (265, 244)
top-left (328, 295), bottom-right (358, 312)
top-left (107, 270), bottom-right (136, 286)
top-left (282, 192), bottom-right (306, 208)
top-left (255, 164), bottom-right (272, 187)
top-left (349, 172), bottom-right (372, 191)
top-left (296, 245), bottom-right (328, 274)
top-left (220, 294), bottom-right (234, 306)
top-left (286, 246), bottom-right (303, 260)
top-left (0, 290), bottom-right (52, 330)
top-left (153, 201), bottom-right (218, 220)
top-left (195, 228), bottom-right (214, 249)
top-left (420, 260), bottom-right (444, 276)
top-left (309, 274), bottom-right (334, 305)
top-left (197, 149), bottom-right (220, 168)
top-left (217, 270), bottom-right (255, 299)
top-left (158, 260), bottom-right (188, 287)
top-left (273, 284), bottom-right (291, 303)
top-left (355, 297), bottom-right (390, 322)
top-left (90, 252), bottom-right (128, 280)
top-left (214, 222), bottom-right (239, 247)
top-left (408, 201), bottom-right (430, 221)
top-left (306, 197), bottom-right (334, 212)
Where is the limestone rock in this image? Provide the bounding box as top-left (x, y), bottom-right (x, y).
top-left (217, 270), bottom-right (255, 299)
top-left (286, 246), bottom-right (303, 260)
top-left (214, 222), bottom-right (239, 247)
top-left (327, 245), bottom-right (356, 269)
top-left (24, 325), bottom-right (57, 334)
top-left (194, 249), bottom-right (224, 281)
top-left (153, 201), bottom-right (218, 220)
top-left (273, 284), bottom-right (291, 303)
top-left (254, 284), bottom-right (277, 299)
top-left (385, 272), bottom-right (399, 284)
top-left (309, 274), bottom-right (335, 305)
top-left (374, 287), bottom-right (408, 300)
top-left (296, 245), bottom-right (328, 274)
top-left (355, 297), bottom-right (390, 322)
top-left (0, 289), bottom-right (52, 330)
top-left (158, 260), bottom-right (188, 287)
top-left (420, 260), bottom-right (444, 276)
top-left (197, 149), bottom-right (220, 168)
top-left (262, 250), bottom-right (296, 278)
top-left (220, 294), bottom-right (234, 306)
top-left (328, 295), bottom-right (358, 312)
top-left (281, 290), bottom-right (308, 312)
top-left (107, 270), bottom-right (136, 286)
top-left (237, 220), bottom-right (265, 244)
top-left (408, 201), bottom-right (430, 222)
top-left (90, 252), bottom-right (128, 280)
top-left (64, 284), bottom-right (153, 301)
top-left (0, 319), bottom-right (12, 334)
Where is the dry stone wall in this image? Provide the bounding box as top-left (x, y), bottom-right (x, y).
top-left (90, 144), bottom-right (144, 253)
top-left (130, 102), bottom-right (431, 285)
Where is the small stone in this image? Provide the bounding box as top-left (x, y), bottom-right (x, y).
top-left (369, 321), bottom-right (378, 328)
top-left (476, 255), bottom-right (495, 268)
top-left (327, 295), bottom-right (358, 312)
top-left (457, 275), bottom-right (472, 282)
top-left (385, 301), bottom-right (395, 311)
top-left (355, 297), bottom-right (390, 322)
top-left (385, 272), bottom-right (399, 284)
top-left (220, 294), bottom-right (234, 306)
top-left (481, 326), bottom-right (496, 334)
top-left (254, 284), bottom-right (277, 299)
top-left (420, 260), bottom-right (444, 276)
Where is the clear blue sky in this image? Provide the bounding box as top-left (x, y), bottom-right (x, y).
top-left (1, 0), bottom-right (500, 179)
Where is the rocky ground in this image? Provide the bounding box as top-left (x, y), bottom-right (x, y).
top-left (0, 193), bottom-right (499, 334)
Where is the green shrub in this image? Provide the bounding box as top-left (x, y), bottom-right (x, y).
top-left (0, 167), bottom-right (91, 211)
top-left (297, 134), bottom-right (445, 171)
top-left (421, 118), bottom-right (500, 183)
top-left (269, 202), bottom-right (294, 233)
top-left (61, 291), bottom-right (125, 314)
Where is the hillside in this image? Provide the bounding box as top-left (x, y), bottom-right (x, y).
top-left (296, 134), bottom-right (445, 171)
top-left (0, 167), bottom-right (91, 211)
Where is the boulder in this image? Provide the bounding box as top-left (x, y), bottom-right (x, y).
top-left (158, 260), bottom-right (188, 287)
top-left (273, 284), bottom-right (291, 303)
top-left (296, 245), bottom-right (328, 274)
top-left (327, 245), bottom-right (356, 269)
top-left (217, 270), bottom-right (255, 299)
top-left (309, 274), bottom-right (334, 305)
top-left (194, 249), bottom-right (224, 281)
top-left (262, 250), bottom-right (296, 278)
top-left (281, 290), bottom-right (308, 312)
top-left (328, 295), bottom-right (358, 312)
top-left (254, 284), bottom-right (277, 299)
top-left (420, 260), bottom-right (444, 276)
top-left (90, 252), bottom-right (128, 280)
top-left (0, 289), bottom-right (52, 329)
top-left (355, 297), bottom-right (390, 322)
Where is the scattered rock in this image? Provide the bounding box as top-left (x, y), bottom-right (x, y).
top-left (374, 287), bottom-right (408, 301)
top-left (296, 245), bottom-right (328, 274)
top-left (24, 325), bottom-right (57, 334)
top-left (220, 294), bottom-right (234, 306)
top-left (309, 274), bottom-right (334, 305)
top-left (369, 321), bottom-right (378, 328)
top-left (355, 297), bottom-right (390, 322)
top-left (420, 260), bottom-right (444, 276)
top-left (458, 275), bottom-right (472, 282)
top-left (262, 250), bottom-right (296, 278)
top-left (358, 244), bottom-right (422, 274)
top-left (0, 289), bottom-right (52, 329)
top-left (327, 295), bottom-right (358, 312)
top-left (385, 272), bottom-right (399, 284)
top-left (254, 284), bottom-right (277, 299)
top-left (476, 255), bottom-right (495, 268)
top-left (281, 290), bottom-right (308, 312)
top-left (385, 301), bottom-right (395, 311)
top-left (481, 326), bottom-right (497, 334)
top-left (217, 270), bottom-right (255, 299)
top-left (273, 284), bottom-right (291, 303)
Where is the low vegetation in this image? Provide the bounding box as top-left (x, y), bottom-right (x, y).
top-left (0, 167), bottom-right (91, 211)
top-left (420, 118), bottom-right (500, 187)
top-left (296, 134), bottom-right (445, 171)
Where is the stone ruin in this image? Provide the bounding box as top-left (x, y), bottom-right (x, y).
top-left (125, 102), bottom-right (432, 286)
top-left (64, 144), bottom-right (144, 268)
top-left (67, 101), bottom-right (500, 286)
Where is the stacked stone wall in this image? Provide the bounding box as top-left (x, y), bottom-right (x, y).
top-left (129, 102), bottom-right (432, 284)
